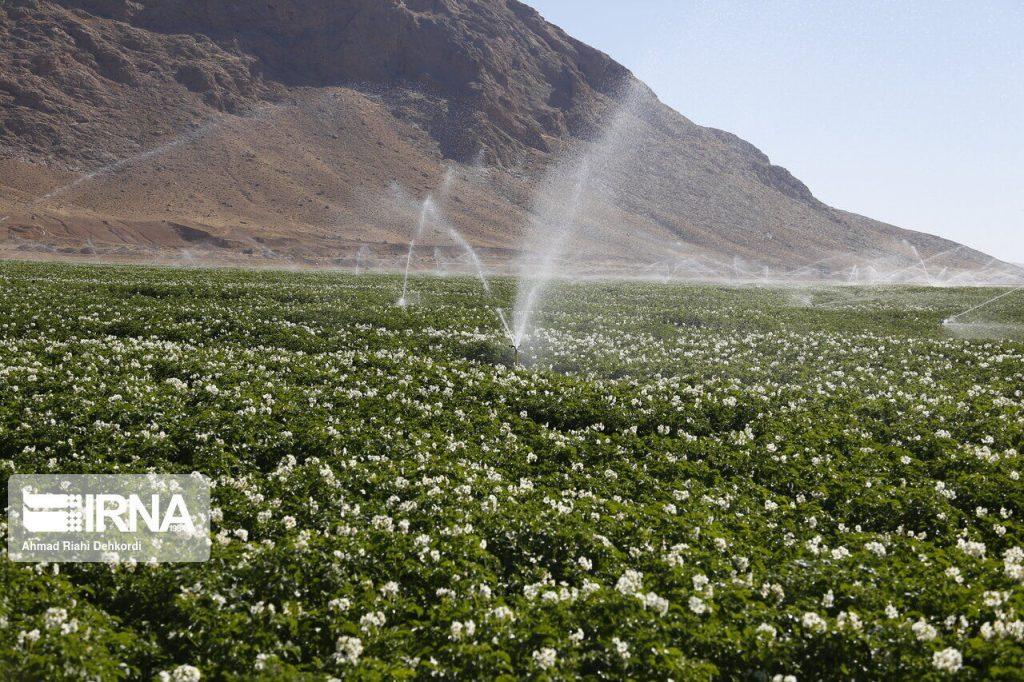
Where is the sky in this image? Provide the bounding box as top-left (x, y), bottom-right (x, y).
top-left (524, 0), bottom-right (1024, 262)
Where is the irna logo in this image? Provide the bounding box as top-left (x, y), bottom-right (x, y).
top-left (22, 490), bottom-right (196, 534)
top-left (9, 474), bottom-right (210, 563)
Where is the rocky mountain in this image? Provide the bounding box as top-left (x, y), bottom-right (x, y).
top-left (0, 0), bottom-right (1005, 275)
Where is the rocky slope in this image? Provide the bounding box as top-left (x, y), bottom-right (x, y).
top-left (0, 0), bottom-right (1006, 275)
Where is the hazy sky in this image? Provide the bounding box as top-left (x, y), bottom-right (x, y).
top-left (524, 0), bottom-right (1024, 262)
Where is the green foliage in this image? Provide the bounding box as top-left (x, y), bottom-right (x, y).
top-left (0, 261), bottom-right (1022, 679)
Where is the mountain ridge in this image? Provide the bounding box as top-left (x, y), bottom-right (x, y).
top-left (0, 0), bottom-right (1009, 277)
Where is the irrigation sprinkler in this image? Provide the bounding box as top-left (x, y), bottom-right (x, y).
top-left (943, 286), bottom-right (1024, 326)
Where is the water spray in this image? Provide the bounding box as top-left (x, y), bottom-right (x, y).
top-left (392, 170), bottom-right (517, 356)
top-left (512, 158), bottom-right (591, 348)
top-left (0, 104), bottom-right (278, 238)
top-left (943, 286), bottom-right (1024, 326)
top-left (908, 244), bottom-right (933, 286)
top-left (784, 254), bottom-right (844, 281)
top-left (399, 195), bottom-right (435, 307)
top-left (439, 222), bottom-right (518, 354)
top-left (355, 244), bottom-right (371, 274)
top-left (492, 307), bottom-right (519, 364)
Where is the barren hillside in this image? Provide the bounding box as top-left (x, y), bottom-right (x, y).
top-left (0, 0), bottom-right (1003, 274)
